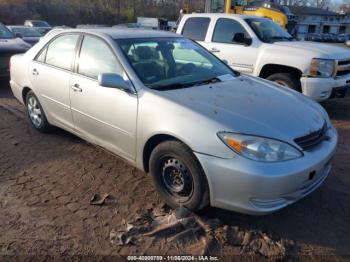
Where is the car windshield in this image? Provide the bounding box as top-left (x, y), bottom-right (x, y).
top-left (245, 18), bottom-right (293, 43)
top-left (0, 24), bottom-right (14, 39)
top-left (31, 21), bottom-right (50, 27)
top-left (11, 27), bottom-right (41, 37)
top-left (116, 37), bottom-right (237, 90)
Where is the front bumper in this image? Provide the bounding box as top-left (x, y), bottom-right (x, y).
top-left (195, 127), bottom-right (338, 215)
top-left (301, 75), bottom-right (350, 101)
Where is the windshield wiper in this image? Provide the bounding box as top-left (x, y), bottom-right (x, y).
top-left (150, 76), bottom-right (222, 91)
top-left (191, 76), bottom-right (221, 86)
top-left (268, 36), bottom-right (294, 42)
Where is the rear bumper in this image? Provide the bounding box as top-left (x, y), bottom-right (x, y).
top-left (195, 126), bottom-right (338, 215)
top-left (9, 79), bottom-right (24, 104)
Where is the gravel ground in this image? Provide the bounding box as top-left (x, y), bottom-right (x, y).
top-left (0, 80), bottom-right (349, 260)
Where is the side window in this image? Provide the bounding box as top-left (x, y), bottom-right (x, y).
top-left (182, 17), bottom-right (210, 41)
top-left (45, 34), bottom-right (79, 70)
top-left (212, 18), bottom-right (248, 44)
top-left (36, 47), bottom-right (47, 63)
top-left (78, 35), bottom-right (122, 80)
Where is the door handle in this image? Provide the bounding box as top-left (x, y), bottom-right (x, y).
top-left (210, 47), bottom-right (220, 53)
top-left (71, 84), bottom-right (82, 92)
top-left (32, 69), bottom-right (39, 76)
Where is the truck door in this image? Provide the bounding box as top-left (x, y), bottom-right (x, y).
top-left (202, 18), bottom-right (259, 75)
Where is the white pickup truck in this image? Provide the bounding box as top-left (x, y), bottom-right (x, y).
top-left (177, 13), bottom-right (350, 101)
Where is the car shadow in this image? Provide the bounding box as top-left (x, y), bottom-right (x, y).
top-left (321, 94), bottom-right (350, 122)
top-left (0, 78), bottom-right (13, 99)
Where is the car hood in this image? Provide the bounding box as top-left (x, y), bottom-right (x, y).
top-left (158, 75), bottom-right (326, 145)
top-left (0, 38), bottom-right (31, 53)
top-left (274, 41), bottom-right (350, 59)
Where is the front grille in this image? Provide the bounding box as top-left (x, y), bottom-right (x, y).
top-left (294, 123), bottom-right (327, 150)
top-left (335, 59), bottom-right (350, 77)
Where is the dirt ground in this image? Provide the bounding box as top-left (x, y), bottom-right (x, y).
top-left (0, 80), bottom-right (349, 260)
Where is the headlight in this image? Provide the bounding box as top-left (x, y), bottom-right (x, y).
top-left (309, 58), bottom-right (335, 78)
top-left (217, 132), bottom-right (302, 162)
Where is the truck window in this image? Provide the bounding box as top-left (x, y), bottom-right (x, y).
top-left (212, 18), bottom-right (248, 44)
top-left (182, 17), bottom-right (210, 41)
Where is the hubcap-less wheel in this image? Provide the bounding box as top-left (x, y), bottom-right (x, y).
top-left (161, 158), bottom-right (193, 200)
top-left (27, 96), bottom-right (42, 128)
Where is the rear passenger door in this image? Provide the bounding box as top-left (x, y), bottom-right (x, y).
top-left (29, 33), bottom-right (80, 130)
top-left (69, 35), bottom-right (137, 160)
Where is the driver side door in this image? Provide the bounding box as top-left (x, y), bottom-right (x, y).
top-left (70, 35), bottom-right (138, 160)
top-left (203, 18), bottom-right (259, 74)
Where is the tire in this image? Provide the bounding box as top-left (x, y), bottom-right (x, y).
top-left (25, 91), bottom-right (52, 133)
top-left (149, 140), bottom-right (210, 211)
top-left (266, 73), bottom-right (302, 92)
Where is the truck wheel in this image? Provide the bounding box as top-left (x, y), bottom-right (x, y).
top-left (25, 91), bottom-right (52, 133)
top-left (267, 73), bottom-right (302, 92)
top-left (149, 140), bottom-right (210, 211)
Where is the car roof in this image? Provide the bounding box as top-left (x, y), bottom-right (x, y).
top-left (183, 13), bottom-right (257, 20)
top-left (59, 28), bottom-right (181, 39)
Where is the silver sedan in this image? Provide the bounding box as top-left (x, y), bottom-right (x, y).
top-left (10, 28), bottom-right (337, 215)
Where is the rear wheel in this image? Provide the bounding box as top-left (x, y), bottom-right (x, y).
top-left (149, 140), bottom-right (209, 211)
top-left (267, 73), bottom-right (302, 92)
top-left (26, 91), bottom-right (52, 133)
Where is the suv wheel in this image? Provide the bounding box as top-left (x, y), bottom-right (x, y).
top-left (149, 140), bottom-right (209, 211)
top-left (267, 73), bottom-right (302, 92)
top-left (26, 91), bottom-right (52, 132)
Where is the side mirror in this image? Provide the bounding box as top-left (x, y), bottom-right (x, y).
top-left (15, 33), bottom-right (23, 38)
top-left (98, 73), bottom-right (131, 93)
top-left (233, 32), bottom-right (252, 46)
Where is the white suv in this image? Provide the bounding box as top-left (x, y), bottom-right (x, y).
top-left (177, 13), bottom-right (350, 101)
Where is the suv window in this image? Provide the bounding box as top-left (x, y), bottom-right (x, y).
top-left (78, 35), bottom-right (122, 80)
top-left (45, 34), bottom-right (79, 70)
top-left (182, 17), bottom-right (210, 41)
top-left (212, 18), bottom-right (248, 44)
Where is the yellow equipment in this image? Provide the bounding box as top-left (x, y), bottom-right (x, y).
top-left (203, 0), bottom-right (295, 30)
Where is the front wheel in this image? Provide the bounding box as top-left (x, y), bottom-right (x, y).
top-left (149, 140), bottom-right (209, 211)
top-left (26, 91), bottom-right (52, 133)
top-left (266, 73), bottom-right (302, 92)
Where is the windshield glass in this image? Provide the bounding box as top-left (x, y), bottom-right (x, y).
top-left (0, 24), bottom-right (14, 39)
top-left (245, 18), bottom-right (293, 43)
top-left (116, 37), bottom-right (237, 90)
top-left (11, 27), bottom-right (41, 37)
top-left (32, 21), bottom-right (50, 27)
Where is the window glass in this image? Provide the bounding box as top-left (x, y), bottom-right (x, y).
top-left (117, 37), bottom-right (236, 89)
top-left (78, 35), bottom-right (122, 79)
top-left (11, 27), bottom-right (41, 37)
top-left (45, 34), bottom-right (79, 70)
top-left (182, 18), bottom-right (210, 41)
top-left (36, 47), bottom-right (47, 63)
top-left (0, 24), bottom-right (14, 39)
top-left (213, 18), bottom-right (247, 44)
top-left (245, 18), bottom-right (292, 43)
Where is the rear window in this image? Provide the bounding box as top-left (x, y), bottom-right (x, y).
top-left (182, 17), bottom-right (210, 41)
